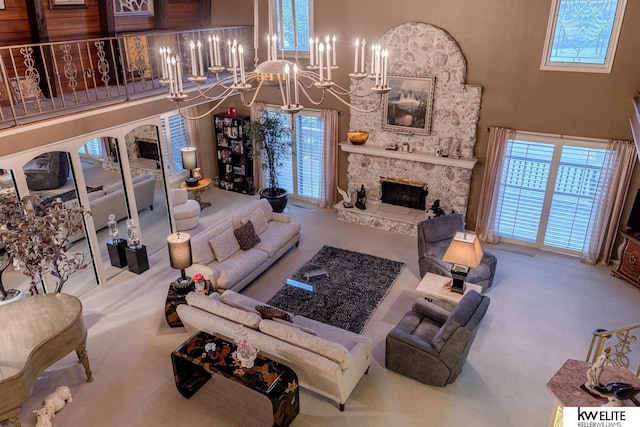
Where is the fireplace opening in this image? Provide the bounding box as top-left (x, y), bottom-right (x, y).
top-left (380, 177), bottom-right (428, 210)
top-left (136, 138), bottom-right (159, 161)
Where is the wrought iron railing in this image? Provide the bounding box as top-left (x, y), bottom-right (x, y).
top-left (586, 323), bottom-right (640, 376)
top-left (0, 26), bottom-right (252, 129)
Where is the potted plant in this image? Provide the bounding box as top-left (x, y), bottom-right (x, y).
top-left (0, 192), bottom-right (91, 297)
top-left (246, 112), bottom-right (292, 213)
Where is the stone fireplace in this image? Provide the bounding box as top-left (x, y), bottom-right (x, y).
top-left (338, 22), bottom-right (481, 235)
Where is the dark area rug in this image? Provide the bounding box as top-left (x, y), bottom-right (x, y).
top-left (268, 245), bottom-right (405, 333)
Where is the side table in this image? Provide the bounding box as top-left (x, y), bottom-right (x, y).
top-left (125, 245), bottom-right (149, 274)
top-left (172, 331), bottom-right (299, 427)
top-left (165, 280), bottom-right (213, 328)
top-left (416, 272), bottom-right (483, 311)
top-left (107, 239), bottom-right (127, 268)
top-left (180, 177), bottom-right (213, 209)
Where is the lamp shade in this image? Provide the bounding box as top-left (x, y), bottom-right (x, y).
top-left (181, 147), bottom-right (197, 170)
top-left (167, 232), bottom-right (192, 270)
top-left (442, 232), bottom-right (483, 268)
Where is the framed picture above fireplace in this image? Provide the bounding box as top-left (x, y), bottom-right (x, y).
top-left (383, 76), bottom-right (435, 135)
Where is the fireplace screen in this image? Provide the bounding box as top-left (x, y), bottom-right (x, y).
top-left (380, 177), bottom-right (428, 210)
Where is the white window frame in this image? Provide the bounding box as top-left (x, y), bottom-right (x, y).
top-left (269, 0), bottom-right (314, 57)
top-left (496, 131), bottom-right (608, 256)
top-left (262, 105), bottom-right (324, 202)
top-left (540, 0), bottom-right (627, 73)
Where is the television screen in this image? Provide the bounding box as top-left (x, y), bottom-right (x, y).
top-left (627, 189), bottom-right (640, 233)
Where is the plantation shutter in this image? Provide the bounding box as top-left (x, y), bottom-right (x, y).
top-left (495, 139), bottom-right (554, 242)
top-left (161, 114), bottom-right (188, 176)
top-left (295, 114), bottom-right (324, 199)
top-left (543, 146), bottom-right (606, 251)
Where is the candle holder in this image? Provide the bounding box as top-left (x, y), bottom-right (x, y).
top-left (188, 76), bottom-right (207, 84)
top-left (208, 66), bottom-right (226, 73)
top-left (371, 86), bottom-right (391, 94)
top-left (281, 104), bottom-right (304, 114)
top-left (349, 73), bottom-right (367, 80)
top-left (159, 78), bottom-right (171, 86)
top-left (168, 93), bottom-right (189, 102)
top-left (230, 83), bottom-right (253, 92)
top-left (305, 65), bottom-right (320, 71)
top-left (313, 81), bottom-right (334, 90)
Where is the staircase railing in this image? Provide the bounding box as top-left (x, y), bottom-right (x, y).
top-left (585, 323), bottom-right (640, 377)
top-left (0, 26), bottom-right (252, 129)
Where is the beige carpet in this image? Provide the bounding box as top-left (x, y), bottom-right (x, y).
top-left (5, 188), bottom-right (640, 427)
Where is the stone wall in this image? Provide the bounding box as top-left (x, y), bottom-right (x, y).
top-left (347, 22), bottom-right (481, 216)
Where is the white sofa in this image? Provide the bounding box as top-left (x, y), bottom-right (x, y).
top-left (177, 290), bottom-right (373, 410)
top-left (186, 198), bottom-right (301, 293)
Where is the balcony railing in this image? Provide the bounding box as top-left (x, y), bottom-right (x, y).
top-left (0, 26), bottom-right (252, 129)
top-left (586, 323), bottom-right (640, 377)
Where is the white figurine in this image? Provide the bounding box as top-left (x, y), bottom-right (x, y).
top-left (34, 386), bottom-right (72, 426)
top-left (337, 186), bottom-right (353, 208)
top-left (585, 347), bottom-right (611, 389)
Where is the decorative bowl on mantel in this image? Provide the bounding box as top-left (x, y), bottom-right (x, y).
top-left (347, 130), bottom-right (369, 145)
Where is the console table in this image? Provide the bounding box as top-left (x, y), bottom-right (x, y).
top-left (171, 332), bottom-right (299, 427)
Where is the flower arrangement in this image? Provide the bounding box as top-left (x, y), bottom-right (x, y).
top-left (231, 324), bottom-right (258, 370)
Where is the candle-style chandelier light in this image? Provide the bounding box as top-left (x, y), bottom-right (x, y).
top-left (161, 0), bottom-right (389, 120)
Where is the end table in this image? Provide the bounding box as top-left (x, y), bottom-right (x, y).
top-left (165, 280), bottom-right (212, 328)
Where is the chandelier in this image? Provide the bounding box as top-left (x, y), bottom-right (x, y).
top-left (161, 0), bottom-right (389, 120)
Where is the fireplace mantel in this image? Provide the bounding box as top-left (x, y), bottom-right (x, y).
top-left (339, 143), bottom-right (477, 169)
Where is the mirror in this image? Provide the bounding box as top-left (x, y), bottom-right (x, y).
top-left (18, 151), bottom-right (95, 296)
top-left (78, 137), bottom-right (131, 281)
top-left (124, 125), bottom-right (171, 259)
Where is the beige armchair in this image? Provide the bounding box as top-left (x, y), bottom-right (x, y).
top-left (0, 293), bottom-right (93, 427)
top-left (172, 188), bottom-right (201, 231)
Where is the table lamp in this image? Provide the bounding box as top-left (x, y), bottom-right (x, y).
top-left (167, 232), bottom-right (193, 287)
top-left (181, 147), bottom-right (199, 187)
top-left (442, 232), bottom-right (483, 294)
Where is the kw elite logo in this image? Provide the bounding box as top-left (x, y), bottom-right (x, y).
top-left (563, 407), bottom-right (640, 427)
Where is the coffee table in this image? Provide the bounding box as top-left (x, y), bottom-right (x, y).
top-left (180, 177), bottom-right (212, 209)
top-left (171, 331), bottom-right (299, 427)
top-left (416, 272), bottom-right (483, 311)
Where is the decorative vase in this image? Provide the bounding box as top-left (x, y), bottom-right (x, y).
top-left (259, 188), bottom-right (288, 213)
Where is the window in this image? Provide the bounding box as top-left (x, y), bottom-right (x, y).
top-left (541, 0), bottom-right (627, 73)
top-left (495, 133), bottom-right (606, 254)
top-left (263, 107), bottom-right (324, 201)
top-left (160, 113), bottom-right (189, 177)
top-left (271, 0), bottom-right (312, 53)
top-left (78, 138), bottom-right (106, 159)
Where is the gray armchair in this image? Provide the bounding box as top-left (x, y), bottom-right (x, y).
top-left (417, 214), bottom-right (497, 290)
top-left (24, 151), bottom-right (69, 191)
top-left (385, 290), bottom-right (490, 386)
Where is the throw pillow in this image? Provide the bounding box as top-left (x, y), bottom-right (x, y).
top-left (233, 220), bottom-right (261, 250)
top-left (208, 226), bottom-right (240, 262)
top-left (186, 292), bottom-right (261, 329)
top-left (255, 305), bottom-right (292, 322)
top-left (242, 209), bottom-right (269, 235)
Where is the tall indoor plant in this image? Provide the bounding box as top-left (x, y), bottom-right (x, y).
top-left (246, 112), bottom-right (292, 213)
top-left (0, 192), bottom-right (90, 296)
